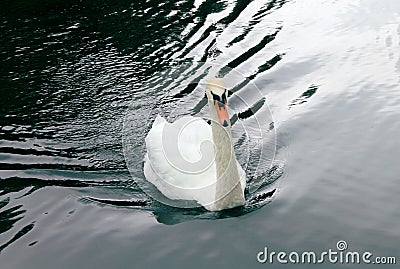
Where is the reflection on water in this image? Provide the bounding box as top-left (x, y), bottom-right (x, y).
top-left (82, 187), bottom-right (277, 225)
top-left (1, 0), bottom-right (400, 268)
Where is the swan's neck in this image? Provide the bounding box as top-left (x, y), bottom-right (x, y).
top-left (210, 106), bottom-right (245, 210)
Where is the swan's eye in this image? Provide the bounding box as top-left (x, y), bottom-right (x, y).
top-left (221, 90), bottom-right (227, 104)
top-left (210, 91), bottom-right (221, 102)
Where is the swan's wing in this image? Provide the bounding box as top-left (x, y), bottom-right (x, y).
top-left (144, 115), bottom-right (217, 205)
top-left (153, 114), bottom-right (166, 126)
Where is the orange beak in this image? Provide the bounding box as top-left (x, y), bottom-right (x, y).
top-left (215, 100), bottom-right (229, 127)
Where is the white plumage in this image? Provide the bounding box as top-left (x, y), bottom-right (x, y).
top-left (144, 115), bottom-right (246, 211)
top-left (144, 78), bottom-right (246, 211)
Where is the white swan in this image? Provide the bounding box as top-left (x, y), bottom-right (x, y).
top-left (144, 78), bottom-right (246, 211)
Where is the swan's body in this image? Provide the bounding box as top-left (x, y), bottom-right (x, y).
top-left (144, 79), bottom-right (246, 211)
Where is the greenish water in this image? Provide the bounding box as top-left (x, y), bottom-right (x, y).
top-left (1, 0), bottom-right (399, 268)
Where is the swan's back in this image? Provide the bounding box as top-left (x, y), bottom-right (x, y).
top-left (144, 115), bottom-right (245, 210)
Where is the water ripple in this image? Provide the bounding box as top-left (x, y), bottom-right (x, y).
top-left (1, 0), bottom-right (290, 256)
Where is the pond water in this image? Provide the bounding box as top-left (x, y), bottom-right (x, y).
top-left (1, 0), bottom-right (399, 268)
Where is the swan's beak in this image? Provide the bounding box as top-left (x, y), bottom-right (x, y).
top-left (215, 100), bottom-right (229, 127)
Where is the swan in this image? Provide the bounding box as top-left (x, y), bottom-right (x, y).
top-left (144, 78), bottom-right (246, 211)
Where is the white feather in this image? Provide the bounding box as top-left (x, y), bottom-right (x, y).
top-left (144, 115), bottom-right (246, 210)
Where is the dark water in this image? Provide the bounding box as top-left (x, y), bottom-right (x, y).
top-left (1, 0), bottom-right (400, 268)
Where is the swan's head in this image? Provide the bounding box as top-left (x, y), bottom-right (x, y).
top-left (205, 78), bottom-right (230, 128)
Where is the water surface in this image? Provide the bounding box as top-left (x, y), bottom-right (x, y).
top-left (1, 0), bottom-right (399, 268)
